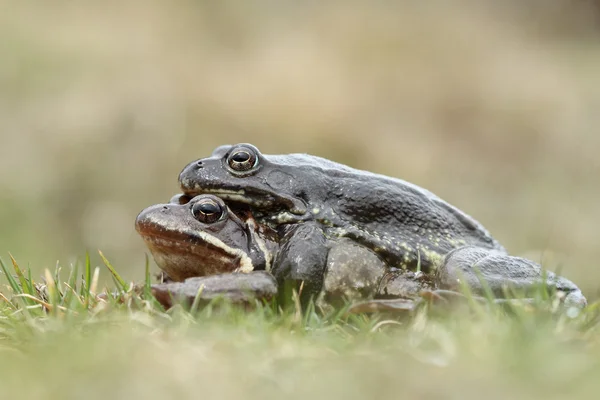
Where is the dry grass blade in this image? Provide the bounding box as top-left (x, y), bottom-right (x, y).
top-left (370, 320), bottom-right (404, 333)
top-left (0, 292), bottom-right (16, 309)
top-left (12, 294), bottom-right (65, 313)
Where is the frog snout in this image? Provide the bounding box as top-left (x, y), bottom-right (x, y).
top-left (135, 204), bottom-right (172, 229)
top-left (179, 161), bottom-right (203, 185)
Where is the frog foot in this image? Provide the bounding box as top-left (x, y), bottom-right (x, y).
top-left (151, 271), bottom-right (278, 310)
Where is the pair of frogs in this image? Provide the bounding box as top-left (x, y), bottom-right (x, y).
top-left (135, 143), bottom-right (586, 313)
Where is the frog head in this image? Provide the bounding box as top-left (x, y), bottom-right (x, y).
top-left (135, 194), bottom-right (274, 281)
top-left (178, 144), bottom-right (316, 220)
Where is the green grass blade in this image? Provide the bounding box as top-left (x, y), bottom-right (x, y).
top-left (83, 252), bottom-right (92, 300)
top-left (9, 254), bottom-right (35, 296)
top-left (61, 262), bottom-right (79, 308)
top-left (98, 250), bottom-right (128, 291)
top-left (190, 284), bottom-right (206, 314)
top-left (144, 253), bottom-right (153, 299)
top-left (0, 257), bottom-right (22, 295)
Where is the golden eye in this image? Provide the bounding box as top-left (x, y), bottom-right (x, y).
top-left (228, 147), bottom-right (257, 172)
top-left (192, 199), bottom-right (224, 223)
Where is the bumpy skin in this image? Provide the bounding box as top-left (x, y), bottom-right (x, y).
top-left (176, 144), bottom-right (586, 308)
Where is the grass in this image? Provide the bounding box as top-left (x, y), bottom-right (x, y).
top-left (0, 254), bottom-right (599, 399)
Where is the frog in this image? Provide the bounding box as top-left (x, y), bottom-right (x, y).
top-left (136, 193), bottom-right (586, 311)
top-left (175, 143), bottom-right (586, 309)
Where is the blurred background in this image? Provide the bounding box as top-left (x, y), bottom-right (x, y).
top-left (1, 0), bottom-right (599, 296)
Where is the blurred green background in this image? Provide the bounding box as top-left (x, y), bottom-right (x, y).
top-left (1, 1), bottom-right (599, 296)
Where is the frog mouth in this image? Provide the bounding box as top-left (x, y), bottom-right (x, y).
top-left (136, 218), bottom-right (254, 274)
top-left (140, 232), bottom-right (255, 275)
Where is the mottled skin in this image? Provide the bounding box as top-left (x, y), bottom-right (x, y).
top-left (176, 143), bottom-right (586, 308)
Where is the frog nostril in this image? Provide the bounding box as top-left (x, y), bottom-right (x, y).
top-left (196, 161), bottom-right (203, 169)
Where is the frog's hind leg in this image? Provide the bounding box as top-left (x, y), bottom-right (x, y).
top-left (347, 270), bottom-right (450, 315)
top-left (436, 246), bottom-right (587, 309)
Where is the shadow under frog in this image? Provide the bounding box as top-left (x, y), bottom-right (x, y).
top-left (136, 194), bottom-right (586, 312)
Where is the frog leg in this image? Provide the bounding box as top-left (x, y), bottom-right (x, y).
top-left (345, 269), bottom-right (430, 314)
top-left (151, 270), bottom-right (278, 309)
top-left (347, 245), bottom-right (588, 315)
top-left (270, 223), bottom-right (330, 304)
top-left (322, 247), bottom-right (458, 314)
top-left (436, 246), bottom-right (587, 309)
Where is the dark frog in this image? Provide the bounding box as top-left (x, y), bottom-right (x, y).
top-left (137, 194), bottom-right (428, 308)
top-left (136, 194), bottom-right (585, 311)
top-left (173, 143), bottom-right (586, 309)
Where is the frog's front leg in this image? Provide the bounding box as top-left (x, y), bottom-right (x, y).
top-left (151, 270), bottom-right (278, 309)
top-left (270, 223), bottom-right (330, 304)
top-left (271, 227), bottom-right (390, 308)
top-left (436, 246), bottom-right (587, 309)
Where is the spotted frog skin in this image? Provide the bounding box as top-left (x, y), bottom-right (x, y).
top-left (176, 143), bottom-right (586, 308)
top-left (136, 194), bottom-right (586, 310)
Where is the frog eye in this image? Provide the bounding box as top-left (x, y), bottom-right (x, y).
top-left (192, 198), bottom-right (225, 223)
top-left (227, 147), bottom-right (257, 172)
